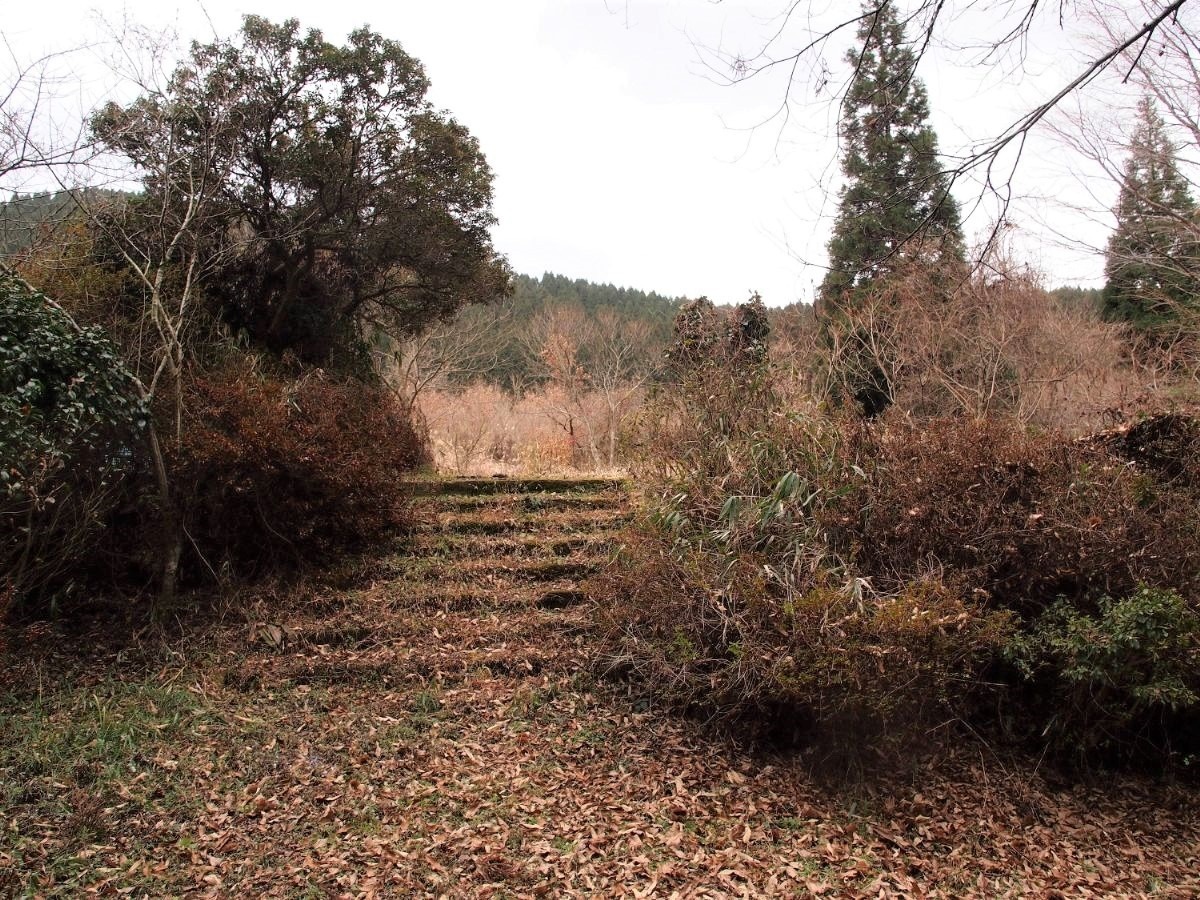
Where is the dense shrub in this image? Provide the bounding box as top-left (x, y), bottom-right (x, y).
top-left (666, 295), bottom-right (769, 375)
top-left (171, 362), bottom-right (425, 580)
top-left (12, 230), bottom-right (431, 607)
top-left (0, 272), bottom-right (145, 613)
top-left (801, 258), bottom-right (1148, 430)
top-left (598, 536), bottom-right (1015, 753)
top-left (597, 352), bottom-right (1200, 767)
top-left (861, 417), bottom-right (1200, 609)
top-left (1005, 586), bottom-right (1200, 758)
top-left (599, 396), bottom-right (1013, 756)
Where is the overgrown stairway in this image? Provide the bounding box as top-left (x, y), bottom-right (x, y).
top-left (13, 476), bottom-right (1200, 896)
top-left (235, 476), bottom-right (629, 688)
top-left (397, 476), bottom-right (629, 677)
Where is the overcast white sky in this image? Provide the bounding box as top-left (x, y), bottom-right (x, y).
top-left (2, 1), bottom-right (1150, 304)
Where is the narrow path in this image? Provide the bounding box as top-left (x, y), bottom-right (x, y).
top-left (398, 476), bottom-right (629, 678)
top-left (226, 476), bottom-right (628, 690)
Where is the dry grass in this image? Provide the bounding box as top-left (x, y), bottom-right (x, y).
top-left (419, 382), bottom-right (632, 477)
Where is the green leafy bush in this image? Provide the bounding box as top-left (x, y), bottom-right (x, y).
top-left (1005, 586), bottom-right (1200, 758)
top-left (0, 272), bottom-right (145, 613)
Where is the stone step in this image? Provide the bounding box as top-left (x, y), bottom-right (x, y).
top-left (428, 492), bottom-right (624, 513)
top-left (407, 533), bottom-right (612, 560)
top-left (392, 556), bottom-right (600, 588)
top-left (424, 510), bottom-right (630, 537)
top-left (407, 477), bottom-right (627, 497)
top-left (463, 559), bottom-right (600, 583)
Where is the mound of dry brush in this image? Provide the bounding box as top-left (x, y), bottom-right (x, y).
top-left (597, 360), bottom-right (1200, 769)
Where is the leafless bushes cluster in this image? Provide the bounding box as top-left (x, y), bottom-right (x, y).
top-left (597, 265), bottom-right (1200, 770)
top-left (792, 254), bottom-right (1155, 430)
top-left (387, 301), bottom-right (661, 476)
top-left (419, 382), bottom-right (640, 476)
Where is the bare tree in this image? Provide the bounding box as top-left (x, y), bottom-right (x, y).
top-left (1, 34), bottom-right (99, 263)
top-left (87, 27), bottom-right (243, 602)
top-left (13, 23), bottom-right (241, 605)
top-left (807, 244), bottom-right (1143, 428)
top-left (589, 310), bottom-right (658, 466)
top-left (0, 37), bottom-right (90, 185)
top-left (521, 304), bottom-right (659, 469)
top-left (375, 304), bottom-right (513, 416)
top-left (1095, 0), bottom-right (1200, 150)
top-left (524, 303), bottom-right (594, 461)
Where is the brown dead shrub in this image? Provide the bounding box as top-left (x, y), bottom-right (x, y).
top-left (170, 362), bottom-right (424, 579)
top-left (596, 536), bottom-right (1014, 760)
top-left (598, 336), bottom-right (1200, 765)
top-left (860, 417), bottom-right (1200, 612)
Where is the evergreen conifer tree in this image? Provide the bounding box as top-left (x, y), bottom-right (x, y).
top-left (817, 3), bottom-right (963, 417)
top-left (819, 3), bottom-right (963, 306)
top-left (1102, 96), bottom-right (1198, 330)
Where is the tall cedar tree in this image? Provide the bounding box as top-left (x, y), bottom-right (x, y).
top-left (1102, 96), bottom-right (1198, 330)
top-left (819, 3), bottom-right (963, 305)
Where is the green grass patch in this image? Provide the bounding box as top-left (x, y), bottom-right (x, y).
top-left (0, 677), bottom-right (207, 795)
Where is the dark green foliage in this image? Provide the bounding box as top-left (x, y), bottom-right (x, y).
top-left (0, 192), bottom-right (77, 257)
top-left (0, 271), bottom-right (145, 610)
top-left (666, 294), bottom-right (769, 375)
top-left (665, 298), bottom-right (722, 371)
top-left (0, 190), bottom-right (130, 259)
top-left (520, 272), bottom-right (681, 323)
top-left (815, 5), bottom-right (964, 419)
top-left (0, 274), bottom-right (142, 475)
top-left (1050, 285), bottom-right (1103, 314)
top-left (819, 3), bottom-right (963, 304)
top-left (92, 16), bottom-right (511, 372)
top-left (1006, 586), bottom-right (1200, 758)
top-left (727, 294), bottom-right (770, 367)
top-left (1102, 97), bottom-right (1198, 331)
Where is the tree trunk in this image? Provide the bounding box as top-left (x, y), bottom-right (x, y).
top-left (144, 420), bottom-right (181, 609)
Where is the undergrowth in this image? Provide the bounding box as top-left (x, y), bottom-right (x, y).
top-left (596, 321), bottom-right (1200, 771)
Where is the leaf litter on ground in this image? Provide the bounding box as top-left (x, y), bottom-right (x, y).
top-left (1, 479), bottom-right (1198, 898)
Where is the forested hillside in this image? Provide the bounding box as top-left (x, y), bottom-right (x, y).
top-left (480, 272), bottom-right (682, 388)
top-left (0, 191), bottom-right (79, 255)
top-left (513, 272), bottom-right (680, 323)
